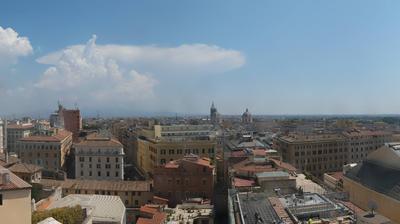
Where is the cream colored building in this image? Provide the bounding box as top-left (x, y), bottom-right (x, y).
top-left (7, 123), bottom-right (33, 153)
top-left (343, 144), bottom-right (400, 223)
top-left (74, 135), bottom-right (124, 180)
top-left (275, 134), bottom-right (348, 178)
top-left (0, 165), bottom-right (32, 224)
top-left (16, 129), bottom-right (73, 171)
top-left (275, 130), bottom-right (391, 178)
top-left (40, 178), bottom-right (153, 208)
top-left (343, 130), bottom-right (391, 164)
top-left (136, 124), bottom-right (217, 175)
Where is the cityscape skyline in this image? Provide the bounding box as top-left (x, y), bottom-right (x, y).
top-left (3, 1), bottom-right (400, 116)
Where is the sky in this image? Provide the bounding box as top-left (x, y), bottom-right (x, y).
top-left (1, 1), bottom-right (400, 117)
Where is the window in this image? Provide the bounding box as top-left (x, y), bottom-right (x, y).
top-left (135, 200), bottom-right (139, 206)
top-left (89, 157), bottom-right (92, 162)
top-left (116, 171), bottom-right (119, 177)
top-left (97, 164), bottom-right (101, 169)
top-left (89, 171), bottom-right (92, 176)
top-left (107, 157), bottom-right (110, 163)
top-left (160, 159), bottom-right (166, 164)
top-left (115, 158), bottom-right (119, 163)
top-left (80, 171), bottom-right (83, 176)
top-left (107, 171), bottom-right (110, 177)
top-left (0, 194), bottom-right (2, 205)
top-left (116, 164), bottom-right (120, 169)
top-left (98, 171), bottom-right (101, 177)
top-left (79, 157), bottom-right (84, 162)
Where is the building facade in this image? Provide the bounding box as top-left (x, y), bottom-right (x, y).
top-left (74, 135), bottom-right (124, 180)
top-left (7, 123), bottom-right (33, 153)
top-left (0, 165), bottom-right (32, 224)
top-left (153, 155), bottom-right (215, 207)
top-left (275, 130), bottom-right (391, 178)
top-left (16, 129), bottom-right (73, 171)
top-left (136, 124), bottom-right (217, 175)
top-left (62, 109), bottom-right (82, 141)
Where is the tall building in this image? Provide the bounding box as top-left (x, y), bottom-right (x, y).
top-left (210, 102), bottom-right (221, 125)
top-left (16, 129), bottom-right (73, 171)
top-left (50, 103), bottom-right (82, 141)
top-left (343, 143), bottom-right (400, 223)
top-left (0, 165), bottom-right (32, 224)
top-left (136, 124), bottom-right (217, 175)
top-left (153, 154), bottom-right (215, 207)
top-left (241, 108), bottom-right (253, 123)
top-left (7, 123), bottom-right (34, 153)
top-left (62, 109), bottom-right (82, 141)
top-left (74, 134), bottom-right (124, 180)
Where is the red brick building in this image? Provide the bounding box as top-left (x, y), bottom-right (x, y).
top-left (153, 154), bottom-right (215, 207)
top-left (61, 109), bottom-right (82, 141)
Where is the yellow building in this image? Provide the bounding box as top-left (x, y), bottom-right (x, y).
top-left (0, 165), bottom-right (32, 224)
top-left (16, 129), bottom-right (72, 171)
top-left (136, 124), bottom-right (217, 175)
top-left (343, 144), bottom-right (400, 223)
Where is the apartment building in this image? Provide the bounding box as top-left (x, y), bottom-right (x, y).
top-left (343, 129), bottom-right (391, 163)
top-left (16, 129), bottom-right (73, 171)
top-left (153, 155), bottom-right (215, 207)
top-left (7, 123), bottom-right (33, 153)
top-left (74, 135), bottom-right (124, 180)
top-left (0, 165), bottom-right (32, 224)
top-left (40, 178), bottom-right (154, 208)
top-left (275, 134), bottom-right (347, 178)
top-left (275, 130), bottom-right (391, 178)
top-left (136, 124), bottom-right (217, 175)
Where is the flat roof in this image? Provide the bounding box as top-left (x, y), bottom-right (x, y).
top-left (237, 192), bottom-right (281, 223)
top-left (256, 171), bottom-right (290, 178)
top-left (48, 194), bottom-right (125, 223)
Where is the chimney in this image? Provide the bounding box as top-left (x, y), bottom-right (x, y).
top-left (0, 169), bottom-right (11, 185)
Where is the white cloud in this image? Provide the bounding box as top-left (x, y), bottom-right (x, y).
top-left (34, 35), bottom-right (245, 108)
top-left (0, 26), bottom-right (33, 65)
top-left (35, 35), bottom-right (158, 104)
top-left (37, 40), bottom-right (245, 75)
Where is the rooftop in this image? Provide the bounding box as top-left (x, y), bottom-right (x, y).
top-left (236, 192), bottom-right (281, 224)
top-left (0, 165), bottom-right (31, 191)
top-left (75, 136), bottom-right (123, 148)
top-left (47, 194), bottom-right (125, 223)
top-left (19, 129), bottom-right (72, 142)
top-left (40, 178), bottom-right (152, 192)
top-left (9, 162), bottom-right (42, 174)
top-left (7, 123), bottom-right (34, 130)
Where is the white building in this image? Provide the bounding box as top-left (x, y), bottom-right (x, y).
top-left (47, 194), bottom-right (126, 224)
top-left (75, 135), bottom-right (124, 180)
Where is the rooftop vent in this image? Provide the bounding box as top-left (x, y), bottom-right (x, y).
top-left (0, 169), bottom-right (11, 185)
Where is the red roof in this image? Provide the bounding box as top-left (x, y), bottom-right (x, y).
top-left (233, 177), bottom-right (255, 188)
top-left (137, 205), bottom-right (167, 224)
top-left (327, 171), bottom-right (344, 180)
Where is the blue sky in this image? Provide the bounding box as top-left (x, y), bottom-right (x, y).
top-left (1, 1), bottom-right (400, 117)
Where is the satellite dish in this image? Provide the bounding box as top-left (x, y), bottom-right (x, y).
top-left (367, 200), bottom-right (378, 216)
